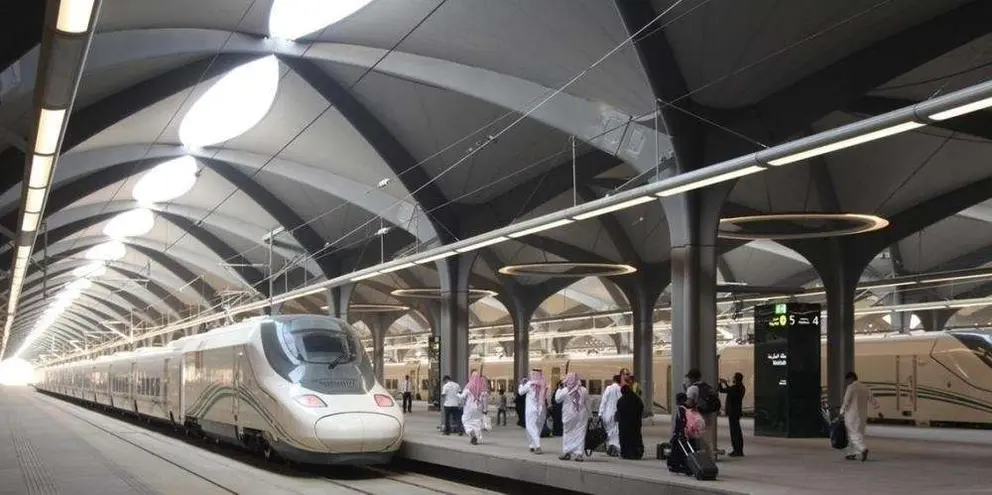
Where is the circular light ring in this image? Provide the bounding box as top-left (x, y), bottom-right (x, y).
top-left (132, 156), bottom-right (198, 204)
top-left (717, 213), bottom-right (889, 240)
top-left (103, 208), bottom-right (155, 239)
top-left (498, 262), bottom-right (637, 278)
top-left (390, 288), bottom-right (499, 300)
top-left (349, 304), bottom-right (411, 313)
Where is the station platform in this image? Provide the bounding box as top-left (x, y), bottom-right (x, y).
top-left (397, 404), bottom-right (992, 495)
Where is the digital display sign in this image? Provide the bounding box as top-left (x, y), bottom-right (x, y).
top-left (753, 303), bottom-right (824, 438)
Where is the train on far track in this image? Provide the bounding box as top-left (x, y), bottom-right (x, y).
top-left (34, 314), bottom-right (404, 465)
top-left (384, 329), bottom-right (992, 428)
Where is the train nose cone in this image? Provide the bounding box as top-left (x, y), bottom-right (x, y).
top-left (315, 413), bottom-right (402, 452)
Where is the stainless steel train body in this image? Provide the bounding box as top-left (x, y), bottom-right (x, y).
top-left (384, 329), bottom-right (992, 427)
top-left (35, 315), bottom-right (404, 465)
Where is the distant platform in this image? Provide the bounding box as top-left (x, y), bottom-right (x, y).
top-left (398, 405), bottom-right (992, 495)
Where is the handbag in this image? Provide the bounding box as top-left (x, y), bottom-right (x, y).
top-left (584, 416), bottom-right (607, 456)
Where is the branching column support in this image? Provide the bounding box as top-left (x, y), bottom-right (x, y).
top-left (619, 263), bottom-right (669, 416)
top-left (436, 254), bottom-right (477, 386)
top-left (325, 283), bottom-right (355, 321)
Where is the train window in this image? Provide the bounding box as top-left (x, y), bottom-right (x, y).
top-left (261, 318), bottom-right (375, 394)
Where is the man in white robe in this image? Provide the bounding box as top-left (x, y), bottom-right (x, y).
top-left (518, 370), bottom-right (547, 454)
top-left (599, 374), bottom-right (622, 456)
top-left (459, 372), bottom-right (487, 444)
top-left (840, 371), bottom-right (875, 462)
top-left (555, 372), bottom-right (589, 461)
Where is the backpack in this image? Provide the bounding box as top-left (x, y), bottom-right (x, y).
top-left (683, 407), bottom-right (704, 439)
top-left (695, 382), bottom-right (722, 415)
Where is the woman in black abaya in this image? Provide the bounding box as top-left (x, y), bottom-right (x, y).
top-left (616, 384), bottom-right (644, 459)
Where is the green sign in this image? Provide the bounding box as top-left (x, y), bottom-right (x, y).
top-left (775, 303), bottom-right (787, 315)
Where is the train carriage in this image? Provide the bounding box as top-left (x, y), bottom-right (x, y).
top-left (35, 315), bottom-right (404, 465)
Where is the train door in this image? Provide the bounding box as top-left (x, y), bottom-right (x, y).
top-left (895, 355), bottom-right (918, 416)
top-left (130, 361), bottom-right (138, 412)
top-left (163, 358), bottom-right (170, 412)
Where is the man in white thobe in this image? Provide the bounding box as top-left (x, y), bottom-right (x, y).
top-left (840, 371), bottom-right (875, 461)
top-left (518, 370), bottom-right (547, 454)
top-left (599, 374), bottom-right (622, 456)
top-left (459, 372), bottom-right (487, 444)
top-left (555, 372), bottom-right (590, 461)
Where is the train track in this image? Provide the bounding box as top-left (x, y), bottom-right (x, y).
top-left (33, 392), bottom-right (483, 495)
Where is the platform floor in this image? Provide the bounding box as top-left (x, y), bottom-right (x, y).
top-left (398, 404), bottom-right (992, 495)
top-left (0, 387), bottom-right (506, 495)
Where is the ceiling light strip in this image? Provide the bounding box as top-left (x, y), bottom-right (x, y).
top-left (30, 79), bottom-right (992, 363)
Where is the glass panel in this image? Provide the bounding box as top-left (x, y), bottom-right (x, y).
top-left (261, 317), bottom-right (374, 395)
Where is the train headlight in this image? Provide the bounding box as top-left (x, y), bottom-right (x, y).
top-left (294, 394), bottom-right (327, 407)
top-left (374, 394), bottom-right (394, 407)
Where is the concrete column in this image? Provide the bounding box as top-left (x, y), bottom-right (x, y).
top-left (630, 285), bottom-right (657, 415)
top-left (820, 258), bottom-right (858, 413)
top-left (371, 326), bottom-right (386, 382)
top-left (325, 284), bottom-right (355, 320)
top-left (436, 254), bottom-right (476, 386)
top-left (506, 294), bottom-right (536, 387)
top-left (664, 187), bottom-right (726, 456)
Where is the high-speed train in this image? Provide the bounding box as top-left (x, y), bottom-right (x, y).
top-left (35, 315), bottom-right (404, 465)
top-left (384, 329), bottom-right (992, 428)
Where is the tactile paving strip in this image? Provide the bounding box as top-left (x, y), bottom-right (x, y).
top-left (8, 416), bottom-right (58, 495)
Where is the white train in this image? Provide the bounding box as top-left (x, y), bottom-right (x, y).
top-left (384, 329), bottom-right (992, 428)
top-left (34, 315), bottom-right (404, 465)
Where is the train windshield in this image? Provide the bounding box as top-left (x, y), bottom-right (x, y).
top-left (261, 316), bottom-right (375, 395)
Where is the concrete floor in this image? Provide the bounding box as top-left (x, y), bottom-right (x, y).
top-left (398, 404), bottom-right (992, 495)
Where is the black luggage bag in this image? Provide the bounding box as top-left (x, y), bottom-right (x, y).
top-left (678, 438), bottom-right (717, 481)
top-left (584, 416), bottom-right (608, 456)
top-left (657, 442), bottom-right (671, 460)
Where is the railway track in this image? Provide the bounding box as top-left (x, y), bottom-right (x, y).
top-left (33, 392), bottom-right (497, 495)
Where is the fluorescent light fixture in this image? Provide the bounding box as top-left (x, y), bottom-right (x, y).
top-left (24, 188), bottom-right (45, 213)
top-left (28, 155), bottom-right (54, 189)
top-left (103, 208), bottom-right (155, 239)
top-left (414, 251), bottom-right (456, 264)
top-left (21, 212), bottom-right (40, 232)
top-left (56, 0), bottom-right (96, 33)
top-left (132, 156), bottom-right (198, 204)
top-left (351, 271), bottom-right (381, 282)
top-left (380, 262), bottom-right (415, 274)
top-left (455, 236), bottom-right (508, 253)
top-left (768, 122), bottom-right (924, 166)
top-left (929, 96), bottom-right (992, 121)
top-left (178, 56), bottom-right (280, 148)
top-left (84, 240), bottom-right (126, 261)
top-left (34, 108), bottom-right (67, 155)
top-left (268, 0), bottom-right (373, 40)
top-left (926, 273), bottom-right (992, 284)
top-left (573, 196), bottom-right (655, 221)
top-left (72, 262), bottom-right (106, 279)
top-left (508, 219), bottom-right (574, 238)
top-left (15, 246), bottom-right (31, 261)
top-left (657, 166), bottom-right (766, 197)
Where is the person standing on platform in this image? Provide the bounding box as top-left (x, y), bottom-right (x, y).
top-left (685, 368), bottom-right (720, 460)
top-left (440, 376), bottom-right (462, 435)
top-left (600, 374), bottom-right (623, 457)
top-left (719, 373), bottom-right (745, 457)
top-left (519, 369), bottom-right (548, 454)
top-left (555, 372), bottom-right (589, 461)
top-left (551, 381), bottom-right (564, 437)
top-left (616, 383), bottom-right (644, 459)
top-left (400, 375), bottom-right (413, 413)
top-left (515, 378), bottom-right (527, 428)
top-left (496, 388), bottom-right (508, 426)
top-left (840, 371), bottom-right (875, 462)
top-left (459, 372), bottom-right (487, 445)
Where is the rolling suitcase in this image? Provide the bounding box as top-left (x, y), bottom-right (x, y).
top-left (679, 438), bottom-right (717, 481)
